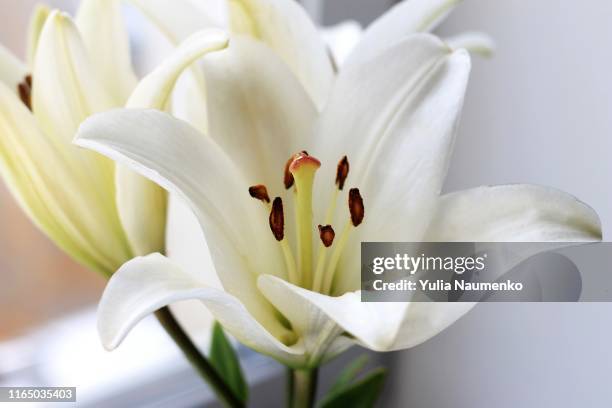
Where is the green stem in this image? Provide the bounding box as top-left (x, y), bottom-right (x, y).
top-left (287, 366), bottom-right (295, 407)
top-left (289, 368), bottom-right (318, 408)
top-left (154, 307), bottom-right (244, 408)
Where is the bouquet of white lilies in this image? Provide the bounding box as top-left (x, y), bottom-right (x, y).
top-left (0, 0), bottom-right (601, 407)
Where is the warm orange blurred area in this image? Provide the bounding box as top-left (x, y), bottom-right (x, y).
top-left (0, 183), bottom-right (106, 340)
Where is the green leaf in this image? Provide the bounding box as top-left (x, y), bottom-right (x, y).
top-left (328, 355), bottom-right (370, 395)
top-left (209, 321), bottom-right (248, 403)
top-left (318, 368), bottom-right (387, 408)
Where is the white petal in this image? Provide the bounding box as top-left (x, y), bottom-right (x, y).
top-left (313, 35), bottom-right (471, 292)
top-left (75, 109), bottom-right (288, 338)
top-left (115, 165), bottom-right (167, 256)
top-left (229, 0), bottom-right (335, 109)
top-left (127, 0), bottom-right (224, 44)
top-left (33, 11), bottom-right (115, 141)
top-left (126, 29), bottom-right (228, 110)
top-left (26, 4), bottom-right (50, 68)
top-left (0, 43), bottom-right (27, 91)
top-left (445, 31), bottom-right (496, 57)
top-left (425, 185), bottom-right (602, 242)
top-left (0, 84), bottom-right (129, 275)
top-left (258, 275), bottom-right (474, 353)
top-left (346, 0), bottom-right (460, 66)
top-left (76, 0), bottom-right (138, 104)
top-left (321, 20), bottom-right (363, 69)
top-left (98, 254), bottom-right (303, 365)
top-left (258, 280), bottom-right (402, 353)
top-left (127, 0), bottom-right (224, 134)
top-left (165, 194), bottom-right (222, 290)
top-left (202, 36), bottom-right (317, 184)
top-left (257, 275), bottom-right (353, 365)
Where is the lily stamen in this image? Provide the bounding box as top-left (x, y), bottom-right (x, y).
top-left (325, 155), bottom-right (350, 224)
top-left (313, 224), bottom-right (335, 292)
top-left (348, 188), bottom-right (364, 227)
top-left (318, 225), bottom-right (335, 247)
top-left (249, 184), bottom-right (271, 203)
top-left (322, 188), bottom-right (364, 294)
top-left (269, 197), bottom-right (298, 285)
top-left (252, 153), bottom-right (362, 292)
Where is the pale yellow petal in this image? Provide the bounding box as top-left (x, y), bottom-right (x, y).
top-left (228, 0), bottom-right (334, 109)
top-left (76, 0), bottom-right (137, 104)
top-left (26, 4), bottom-right (51, 68)
top-left (0, 43), bottom-right (27, 91)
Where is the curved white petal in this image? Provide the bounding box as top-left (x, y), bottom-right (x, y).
top-left (76, 0), bottom-right (137, 104)
top-left (116, 29), bottom-right (228, 256)
top-left (425, 185), bottom-right (602, 242)
top-left (0, 44), bottom-right (27, 91)
top-left (75, 108), bottom-right (288, 338)
top-left (229, 0), bottom-right (334, 109)
top-left (127, 29), bottom-right (228, 110)
top-left (259, 275), bottom-right (467, 353)
top-left (98, 254), bottom-right (302, 365)
top-left (313, 35), bottom-right (471, 292)
top-left (26, 4), bottom-right (50, 68)
top-left (445, 31), bottom-right (496, 57)
top-left (127, 0), bottom-right (222, 134)
top-left (202, 36), bottom-right (317, 185)
top-left (258, 277), bottom-right (404, 351)
top-left (346, 0), bottom-right (460, 67)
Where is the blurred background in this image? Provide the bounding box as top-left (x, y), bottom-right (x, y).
top-left (0, 0), bottom-right (610, 406)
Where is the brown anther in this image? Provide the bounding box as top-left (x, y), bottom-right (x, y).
top-left (17, 74), bottom-right (32, 111)
top-left (335, 156), bottom-right (349, 190)
top-left (248, 184), bottom-right (270, 203)
top-left (318, 225), bottom-right (335, 247)
top-left (348, 188), bottom-right (364, 227)
top-left (269, 197), bottom-right (284, 241)
top-left (283, 151), bottom-right (312, 189)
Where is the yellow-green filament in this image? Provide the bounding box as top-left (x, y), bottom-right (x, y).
top-left (322, 222), bottom-right (352, 294)
top-left (280, 239), bottom-right (299, 285)
top-left (313, 243), bottom-right (331, 292)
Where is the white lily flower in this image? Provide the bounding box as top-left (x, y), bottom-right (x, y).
top-left (0, 1), bottom-right (228, 275)
top-left (76, 25), bottom-right (601, 368)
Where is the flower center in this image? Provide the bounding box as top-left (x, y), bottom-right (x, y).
top-left (249, 152), bottom-right (364, 295)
